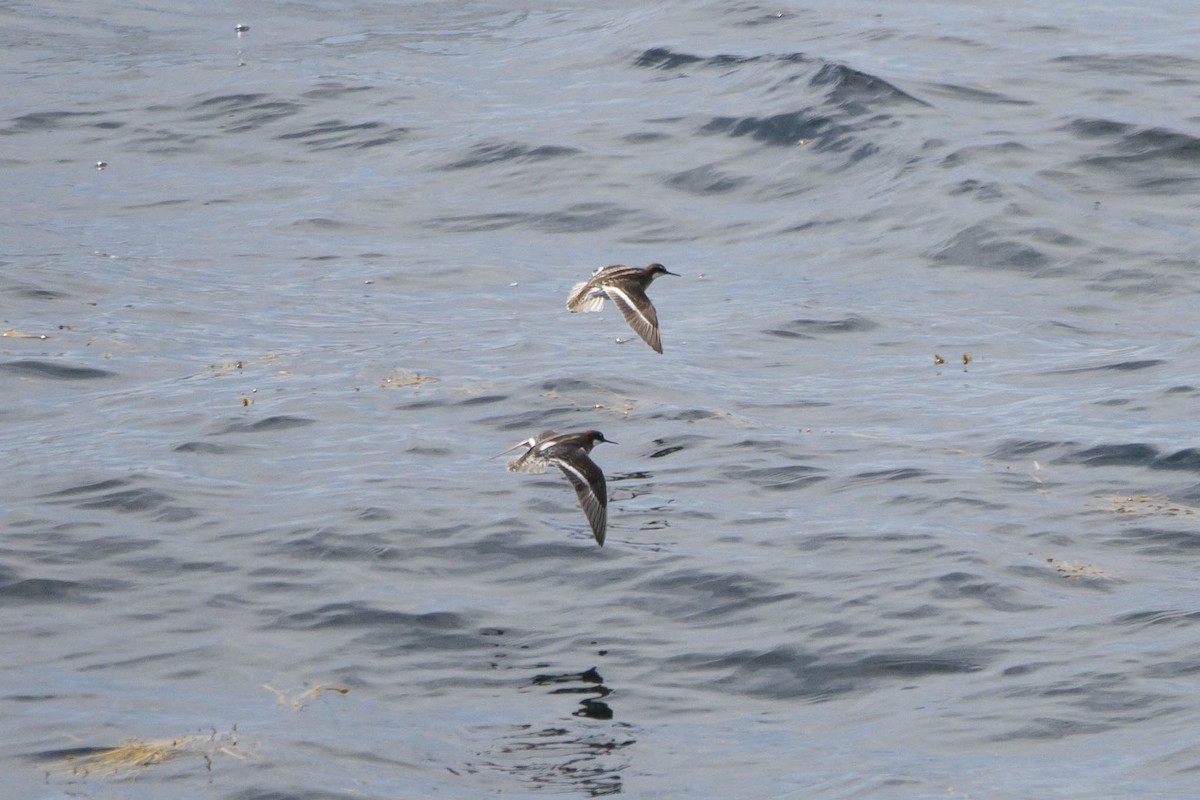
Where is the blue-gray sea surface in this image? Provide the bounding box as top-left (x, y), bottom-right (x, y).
top-left (4, 1), bottom-right (1200, 797)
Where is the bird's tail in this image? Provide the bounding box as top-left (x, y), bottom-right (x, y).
top-left (567, 282), bottom-right (606, 312)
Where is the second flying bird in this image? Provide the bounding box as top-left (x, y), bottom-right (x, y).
top-left (502, 430), bottom-right (614, 546)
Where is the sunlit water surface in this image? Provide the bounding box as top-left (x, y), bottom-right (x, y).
top-left (3, 2), bottom-right (1200, 797)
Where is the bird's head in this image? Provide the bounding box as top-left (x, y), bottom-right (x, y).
top-left (645, 263), bottom-right (679, 280)
top-left (583, 430), bottom-right (616, 448)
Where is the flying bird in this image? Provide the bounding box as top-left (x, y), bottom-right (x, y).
top-left (499, 430), bottom-right (615, 546)
top-left (567, 263), bottom-right (678, 353)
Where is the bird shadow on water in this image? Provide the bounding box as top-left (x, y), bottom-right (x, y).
top-left (532, 666), bottom-right (615, 721)
top-left (460, 666), bottom-right (634, 797)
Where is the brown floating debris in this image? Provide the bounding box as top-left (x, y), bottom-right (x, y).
top-left (262, 682), bottom-right (350, 711)
top-left (1045, 556), bottom-right (1110, 581)
top-left (210, 354), bottom-right (278, 376)
top-left (54, 726), bottom-right (246, 778)
top-left (1102, 494), bottom-right (1197, 516)
top-left (379, 370), bottom-right (438, 388)
top-left (934, 353), bottom-right (945, 365)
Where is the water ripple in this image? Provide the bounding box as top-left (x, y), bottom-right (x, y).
top-left (0, 360), bottom-right (115, 380)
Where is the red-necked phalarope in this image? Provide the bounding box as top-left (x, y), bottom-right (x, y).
top-left (567, 263), bottom-right (678, 354)
top-left (499, 430), bottom-right (615, 546)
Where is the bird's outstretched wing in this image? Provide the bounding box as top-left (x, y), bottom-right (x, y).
top-left (552, 452), bottom-right (607, 546)
top-left (505, 431), bottom-right (559, 473)
top-left (567, 280), bottom-right (607, 313)
top-left (604, 285), bottom-right (662, 353)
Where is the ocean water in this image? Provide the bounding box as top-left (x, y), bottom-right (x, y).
top-left (4, 1), bottom-right (1200, 797)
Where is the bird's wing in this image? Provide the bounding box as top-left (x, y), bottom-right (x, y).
top-left (507, 450), bottom-right (550, 472)
top-left (604, 285), bottom-right (663, 354)
top-left (505, 431), bottom-right (559, 473)
top-left (567, 280), bottom-right (607, 312)
top-left (553, 453), bottom-right (608, 546)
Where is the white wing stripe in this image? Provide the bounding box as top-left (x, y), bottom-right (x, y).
top-left (603, 285), bottom-right (655, 329)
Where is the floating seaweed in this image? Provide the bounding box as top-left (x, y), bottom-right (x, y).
top-left (262, 682), bottom-right (350, 711)
top-left (51, 725), bottom-right (247, 779)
